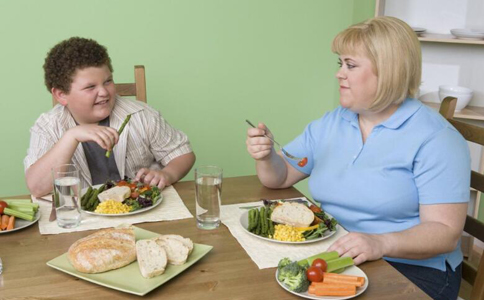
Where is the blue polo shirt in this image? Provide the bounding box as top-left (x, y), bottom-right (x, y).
top-left (284, 98), bottom-right (470, 271)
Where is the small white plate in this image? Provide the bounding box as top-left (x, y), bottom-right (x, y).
top-left (451, 29), bottom-right (484, 40)
top-left (276, 265), bottom-right (369, 300)
top-left (411, 27), bottom-right (426, 33)
top-left (80, 184), bottom-right (163, 217)
top-left (239, 210), bottom-right (337, 244)
top-left (0, 211), bottom-right (40, 234)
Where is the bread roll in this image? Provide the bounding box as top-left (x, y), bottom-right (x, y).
top-left (67, 227), bottom-right (136, 273)
top-left (153, 237), bottom-right (190, 265)
top-left (136, 239), bottom-right (167, 278)
top-left (270, 202), bottom-right (314, 228)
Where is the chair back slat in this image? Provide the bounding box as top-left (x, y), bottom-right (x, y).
top-left (471, 171), bottom-right (484, 194)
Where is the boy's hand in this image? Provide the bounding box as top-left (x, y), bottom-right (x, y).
top-left (68, 124), bottom-right (119, 151)
top-left (246, 122), bottom-right (274, 160)
top-left (135, 168), bottom-right (173, 190)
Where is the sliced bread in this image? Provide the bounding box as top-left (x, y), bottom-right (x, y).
top-left (158, 234), bottom-right (194, 255)
top-left (270, 202), bottom-right (314, 228)
top-left (136, 239), bottom-right (167, 278)
top-left (153, 237), bottom-right (190, 265)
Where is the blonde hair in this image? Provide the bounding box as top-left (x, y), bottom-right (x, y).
top-left (331, 16), bottom-right (421, 112)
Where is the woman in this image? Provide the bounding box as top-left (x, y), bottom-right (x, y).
top-left (246, 17), bottom-right (470, 300)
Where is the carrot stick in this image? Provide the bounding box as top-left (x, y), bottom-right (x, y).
top-left (322, 272), bottom-right (365, 287)
top-left (6, 215), bottom-right (15, 230)
top-left (1, 214), bottom-right (10, 230)
top-left (324, 272), bottom-right (365, 282)
top-left (308, 282), bottom-right (356, 296)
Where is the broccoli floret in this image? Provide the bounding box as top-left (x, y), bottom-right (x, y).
top-left (278, 262), bottom-right (310, 292)
top-left (281, 266), bottom-right (310, 293)
top-left (277, 258), bottom-right (293, 270)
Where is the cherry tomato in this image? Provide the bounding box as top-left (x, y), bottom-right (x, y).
top-left (0, 200), bottom-right (7, 214)
top-left (130, 192), bottom-right (139, 199)
top-left (297, 157), bottom-right (308, 167)
top-left (306, 266), bottom-right (324, 282)
top-left (311, 258), bottom-right (328, 272)
top-left (309, 205), bottom-right (322, 213)
top-left (117, 180), bottom-right (129, 187)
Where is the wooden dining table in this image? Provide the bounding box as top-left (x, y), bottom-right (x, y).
top-left (0, 175), bottom-right (431, 299)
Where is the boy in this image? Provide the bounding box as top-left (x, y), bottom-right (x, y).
top-left (25, 37), bottom-right (195, 197)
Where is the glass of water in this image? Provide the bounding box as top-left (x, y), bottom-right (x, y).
top-left (52, 164), bottom-right (81, 228)
top-left (195, 166), bottom-right (222, 230)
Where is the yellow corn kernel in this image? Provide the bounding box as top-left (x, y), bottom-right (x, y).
top-left (272, 224), bottom-right (305, 242)
top-left (94, 200), bottom-right (131, 214)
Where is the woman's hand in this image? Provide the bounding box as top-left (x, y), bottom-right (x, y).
top-left (135, 168), bottom-right (173, 189)
top-left (246, 122), bottom-right (274, 160)
top-left (67, 124), bottom-right (119, 151)
top-left (328, 232), bottom-right (389, 265)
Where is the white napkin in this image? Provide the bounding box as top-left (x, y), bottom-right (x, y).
top-left (221, 201), bottom-right (348, 269)
top-left (32, 185), bottom-right (193, 235)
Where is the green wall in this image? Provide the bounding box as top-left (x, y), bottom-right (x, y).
top-left (0, 0), bottom-right (375, 197)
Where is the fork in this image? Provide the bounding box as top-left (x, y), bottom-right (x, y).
top-left (245, 119), bottom-right (304, 161)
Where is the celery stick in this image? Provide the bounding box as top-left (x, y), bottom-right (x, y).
top-left (3, 200), bottom-right (39, 210)
top-left (4, 208), bottom-right (35, 222)
top-left (326, 257), bottom-right (354, 273)
top-left (298, 251), bottom-right (340, 267)
top-left (6, 205), bottom-right (35, 215)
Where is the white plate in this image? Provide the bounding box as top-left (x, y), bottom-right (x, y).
top-left (239, 210), bottom-right (337, 244)
top-left (0, 211), bottom-right (40, 234)
top-left (276, 265), bottom-right (369, 300)
top-left (80, 184), bottom-right (163, 217)
top-left (451, 29), bottom-right (484, 40)
top-left (411, 27), bottom-right (426, 33)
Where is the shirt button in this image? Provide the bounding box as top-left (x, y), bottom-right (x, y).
top-left (353, 155), bottom-right (357, 159)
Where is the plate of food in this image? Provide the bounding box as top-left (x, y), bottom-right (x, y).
top-left (239, 199), bottom-right (338, 244)
top-left (276, 254), bottom-right (368, 300)
top-left (80, 179), bottom-right (163, 216)
top-left (47, 226), bottom-right (213, 296)
top-left (0, 199), bottom-right (40, 234)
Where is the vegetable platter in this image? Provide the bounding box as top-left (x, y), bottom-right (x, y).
top-left (0, 199), bottom-right (40, 233)
top-left (240, 199), bottom-right (338, 244)
top-left (276, 252), bottom-right (368, 299)
top-left (80, 178), bottom-right (163, 216)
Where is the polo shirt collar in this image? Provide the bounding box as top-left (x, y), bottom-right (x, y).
top-left (340, 98), bottom-right (422, 129)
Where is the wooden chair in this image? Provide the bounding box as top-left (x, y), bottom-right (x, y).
top-left (52, 65), bottom-right (147, 106)
top-left (439, 97), bottom-right (484, 300)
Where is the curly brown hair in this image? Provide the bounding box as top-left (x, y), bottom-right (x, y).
top-left (43, 37), bottom-right (113, 93)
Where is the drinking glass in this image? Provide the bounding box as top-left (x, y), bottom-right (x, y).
top-left (195, 166), bottom-right (222, 230)
top-left (52, 164), bottom-right (81, 228)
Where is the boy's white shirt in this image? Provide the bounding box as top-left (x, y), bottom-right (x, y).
top-left (24, 96), bottom-right (192, 188)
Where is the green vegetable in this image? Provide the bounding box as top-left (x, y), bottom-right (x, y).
top-left (6, 205), bottom-right (36, 215)
top-left (326, 256), bottom-right (354, 273)
top-left (260, 207), bottom-right (266, 236)
top-left (305, 223), bottom-right (328, 240)
top-left (81, 186), bottom-right (93, 208)
top-left (248, 209), bottom-right (256, 231)
top-left (3, 200), bottom-right (39, 211)
top-left (278, 261), bottom-right (310, 293)
top-left (86, 188), bottom-right (101, 211)
top-left (106, 114), bottom-right (131, 158)
top-left (297, 251), bottom-right (340, 267)
top-left (4, 207), bottom-right (35, 221)
top-left (278, 258), bottom-right (293, 270)
top-left (252, 208), bottom-right (259, 233)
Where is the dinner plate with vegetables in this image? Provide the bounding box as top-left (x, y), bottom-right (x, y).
top-left (276, 252), bottom-right (368, 299)
top-left (240, 199), bottom-right (338, 244)
top-left (80, 178), bottom-right (163, 216)
top-left (0, 199), bottom-right (40, 233)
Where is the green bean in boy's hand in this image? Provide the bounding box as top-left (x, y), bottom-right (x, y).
top-left (105, 114), bottom-right (131, 158)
